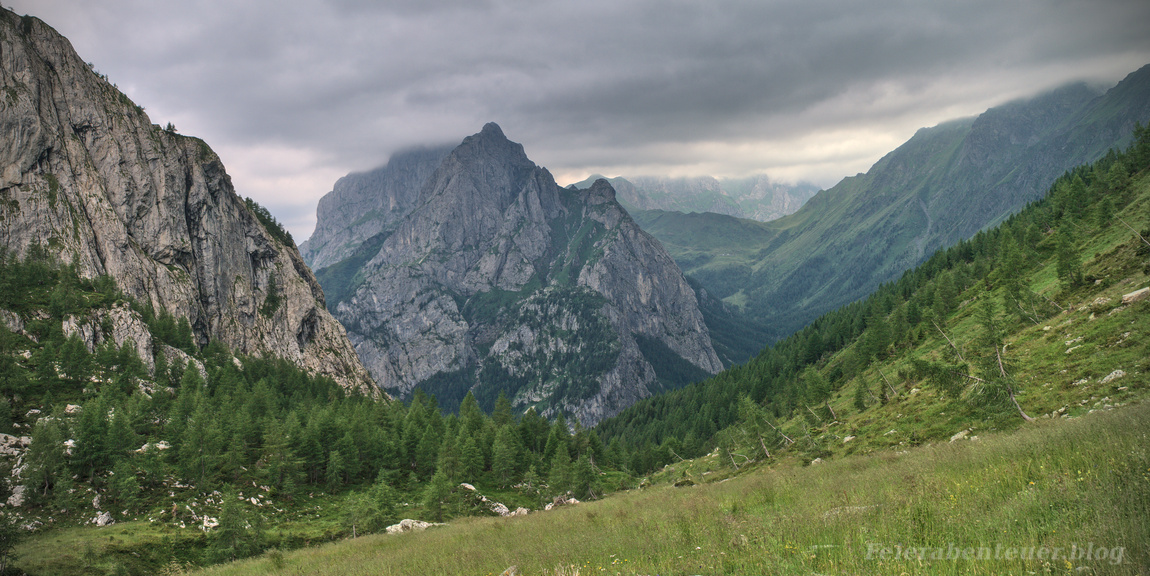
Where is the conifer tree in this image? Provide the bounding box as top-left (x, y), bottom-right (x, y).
top-left (459, 435), bottom-right (483, 481)
top-left (24, 417), bottom-right (67, 499)
top-left (492, 391), bottom-right (514, 427)
top-left (548, 444), bottom-right (572, 496)
top-left (423, 469), bottom-right (451, 522)
top-left (573, 453), bottom-right (595, 500)
top-left (491, 425), bottom-right (520, 487)
top-left (1056, 228), bottom-right (1084, 288)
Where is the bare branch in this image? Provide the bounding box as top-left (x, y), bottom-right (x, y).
top-left (932, 320), bottom-right (965, 362)
top-left (1118, 217), bottom-right (1150, 249)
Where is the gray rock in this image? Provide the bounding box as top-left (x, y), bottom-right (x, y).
top-left (63, 304), bottom-right (155, 374)
top-left (300, 146), bottom-right (452, 271)
top-left (322, 124), bottom-right (720, 424)
top-left (0, 309), bottom-right (23, 335)
top-left (0, 12), bottom-right (375, 395)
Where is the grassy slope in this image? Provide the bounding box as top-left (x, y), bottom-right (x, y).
top-left (187, 403), bottom-right (1149, 576)
top-left (175, 160), bottom-right (1150, 576)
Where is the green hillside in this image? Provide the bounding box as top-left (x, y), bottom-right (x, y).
top-left (635, 66), bottom-right (1150, 343)
top-left (597, 125), bottom-right (1150, 475)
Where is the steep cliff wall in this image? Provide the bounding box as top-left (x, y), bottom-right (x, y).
top-left (0, 11), bottom-right (375, 394)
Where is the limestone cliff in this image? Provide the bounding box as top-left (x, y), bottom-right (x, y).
top-left (0, 11), bottom-right (375, 394)
top-left (314, 123), bottom-right (721, 424)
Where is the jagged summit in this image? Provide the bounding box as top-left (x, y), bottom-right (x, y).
top-left (312, 124), bottom-right (721, 424)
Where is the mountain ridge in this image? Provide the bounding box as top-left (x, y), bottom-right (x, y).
top-left (630, 64), bottom-right (1150, 342)
top-left (571, 173), bottom-right (820, 222)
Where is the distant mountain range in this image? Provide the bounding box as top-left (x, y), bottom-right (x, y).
top-left (632, 64), bottom-right (1150, 343)
top-left (304, 124), bottom-right (722, 424)
top-left (571, 174), bottom-right (820, 223)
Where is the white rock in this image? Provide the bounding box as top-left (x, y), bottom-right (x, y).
top-left (385, 519), bottom-right (444, 534)
top-left (1100, 370), bottom-right (1126, 384)
top-left (950, 430), bottom-right (970, 442)
top-left (6, 485), bottom-right (25, 507)
top-left (842, 436), bottom-right (855, 444)
top-left (95, 511), bottom-right (114, 526)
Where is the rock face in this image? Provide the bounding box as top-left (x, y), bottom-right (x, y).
top-left (312, 124), bottom-right (721, 424)
top-left (0, 11), bottom-right (374, 394)
top-left (300, 145), bottom-right (453, 271)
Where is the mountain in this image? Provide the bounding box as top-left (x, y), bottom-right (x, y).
top-left (0, 10), bottom-right (374, 394)
top-left (572, 174), bottom-right (819, 222)
top-left (634, 66), bottom-right (1150, 342)
top-left (300, 145), bottom-right (453, 272)
top-left (598, 127), bottom-right (1150, 474)
top-left (309, 123), bottom-right (723, 424)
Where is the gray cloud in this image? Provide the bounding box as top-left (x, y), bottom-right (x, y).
top-left (9, 0), bottom-right (1150, 239)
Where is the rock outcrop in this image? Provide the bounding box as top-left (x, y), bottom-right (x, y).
top-left (312, 124), bottom-right (721, 424)
top-left (0, 11), bottom-right (374, 394)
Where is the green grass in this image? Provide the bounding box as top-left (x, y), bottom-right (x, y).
top-left (184, 402), bottom-right (1149, 576)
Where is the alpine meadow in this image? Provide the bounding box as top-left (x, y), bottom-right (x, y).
top-left (2, 5), bottom-right (1150, 576)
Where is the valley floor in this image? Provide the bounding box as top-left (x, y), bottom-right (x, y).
top-left (179, 401), bottom-right (1148, 576)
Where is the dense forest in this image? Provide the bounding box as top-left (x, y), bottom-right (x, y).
top-left (595, 124), bottom-right (1150, 473)
top-left (0, 253), bottom-right (627, 567)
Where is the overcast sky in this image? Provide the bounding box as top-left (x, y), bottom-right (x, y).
top-left (9, 0), bottom-right (1150, 240)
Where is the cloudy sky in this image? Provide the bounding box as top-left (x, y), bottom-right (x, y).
top-left (9, 0), bottom-right (1150, 240)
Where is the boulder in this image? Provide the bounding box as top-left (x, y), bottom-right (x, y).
top-left (385, 519), bottom-right (444, 534)
top-left (1100, 370), bottom-right (1126, 385)
top-left (1121, 287), bottom-right (1149, 304)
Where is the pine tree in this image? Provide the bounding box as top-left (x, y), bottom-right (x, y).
top-left (108, 459), bottom-right (141, 515)
top-left (341, 492), bottom-right (375, 538)
top-left (492, 391), bottom-right (514, 428)
top-left (491, 425), bottom-right (520, 487)
top-left (1055, 229), bottom-right (1084, 288)
top-left (547, 444), bottom-right (572, 497)
top-left (573, 453), bottom-right (595, 500)
top-left (209, 490), bottom-right (266, 562)
top-left (423, 469), bottom-right (451, 522)
top-left (971, 298), bottom-right (1034, 422)
top-left (24, 417), bottom-right (67, 499)
top-left (459, 435), bottom-right (483, 481)
top-left (326, 449), bottom-right (346, 491)
top-left (370, 476), bottom-right (400, 528)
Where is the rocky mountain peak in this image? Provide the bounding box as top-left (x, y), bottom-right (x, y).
top-left (313, 125), bottom-right (721, 424)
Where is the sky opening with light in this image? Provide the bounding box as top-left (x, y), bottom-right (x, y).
top-left (8, 0), bottom-right (1150, 240)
